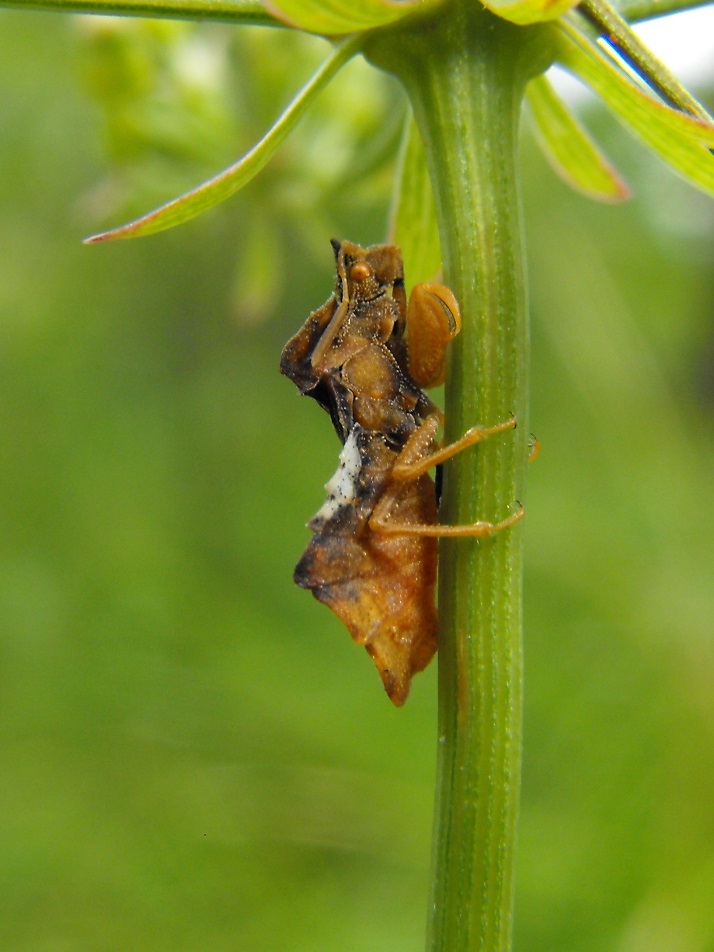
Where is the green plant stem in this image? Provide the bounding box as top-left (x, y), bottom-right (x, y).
top-left (367, 7), bottom-right (547, 951)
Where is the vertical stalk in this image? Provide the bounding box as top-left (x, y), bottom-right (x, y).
top-left (366, 7), bottom-right (545, 950)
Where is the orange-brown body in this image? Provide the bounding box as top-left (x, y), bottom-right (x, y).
top-left (294, 425), bottom-right (439, 706)
top-left (281, 240), bottom-right (520, 705)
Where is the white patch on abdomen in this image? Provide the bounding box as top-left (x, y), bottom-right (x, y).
top-left (311, 428), bottom-right (362, 527)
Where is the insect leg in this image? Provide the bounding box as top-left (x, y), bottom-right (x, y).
top-left (309, 296), bottom-right (349, 372)
top-left (528, 434), bottom-right (541, 463)
top-left (370, 500), bottom-right (524, 538)
top-left (392, 415), bottom-right (518, 481)
top-left (371, 413), bottom-right (523, 536)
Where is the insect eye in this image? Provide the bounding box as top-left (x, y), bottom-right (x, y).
top-left (350, 261), bottom-right (372, 282)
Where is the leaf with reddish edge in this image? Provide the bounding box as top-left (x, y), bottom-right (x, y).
top-left (527, 73), bottom-right (630, 202)
top-left (84, 36), bottom-right (360, 243)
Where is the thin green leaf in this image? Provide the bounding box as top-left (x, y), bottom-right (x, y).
top-left (577, 0), bottom-right (713, 121)
top-left (1, 0), bottom-right (710, 24)
top-left (555, 22), bottom-right (714, 195)
top-left (0, 0), bottom-right (280, 24)
top-left (480, 0), bottom-right (578, 25)
top-left (388, 114), bottom-right (442, 286)
top-left (615, 0), bottom-right (714, 26)
top-left (84, 36), bottom-right (360, 243)
top-left (526, 74), bottom-right (630, 202)
top-left (264, 0), bottom-right (435, 35)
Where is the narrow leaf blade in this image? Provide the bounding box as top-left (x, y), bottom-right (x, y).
top-left (526, 73), bottom-right (630, 202)
top-left (84, 37), bottom-right (359, 243)
top-left (481, 0), bottom-right (578, 25)
top-left (556, 23), bottom-right (714, 196)
top-left (0, 0), bottom-right (279, 23)
top-left (388, 114), bottom-right (442, 286)
top-left (265, 0), bottom-right (433, 35)
top-left (578, 0), bottom-right (711, 122)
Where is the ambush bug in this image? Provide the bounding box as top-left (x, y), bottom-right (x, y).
top-left (281, 240), bottom-right (522, 705)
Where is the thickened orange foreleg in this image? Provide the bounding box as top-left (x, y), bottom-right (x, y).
top-left (405, 282), bottom-right (462, 389)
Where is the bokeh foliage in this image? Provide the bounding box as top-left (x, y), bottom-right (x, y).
top-left (1, 12), bottom-right (713, 951)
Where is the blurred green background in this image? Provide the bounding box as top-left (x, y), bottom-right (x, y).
top-left (1, 13), bottom-right (713, 952)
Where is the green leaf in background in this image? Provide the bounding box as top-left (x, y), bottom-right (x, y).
top-left (0, 0), bottom-right (280, 24)
top-left (1, 0), bottom-right (710, 29)
top-left (555, 21), bottom-right (714, 197)
top-left (84, 35), bottom-right (360, 242)
top-left (526, 74), bottom-right (630, 202)
top-left (264, 0), bottom-right (432, 35)
top-left (77, 19), bottom-right (239, 219)
top-left (388, 114), bottom-right (441, 287)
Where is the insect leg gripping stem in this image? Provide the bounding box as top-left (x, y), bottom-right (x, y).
top-left (370, 503), bottom-right (524, 538)
top-left (370, 414), bottom-right (522, 538)
top-left (391, 415), bottom-right (518, 481)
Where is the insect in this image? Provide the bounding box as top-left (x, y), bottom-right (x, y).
top-left (281, 240), bottom-right (522, 705)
